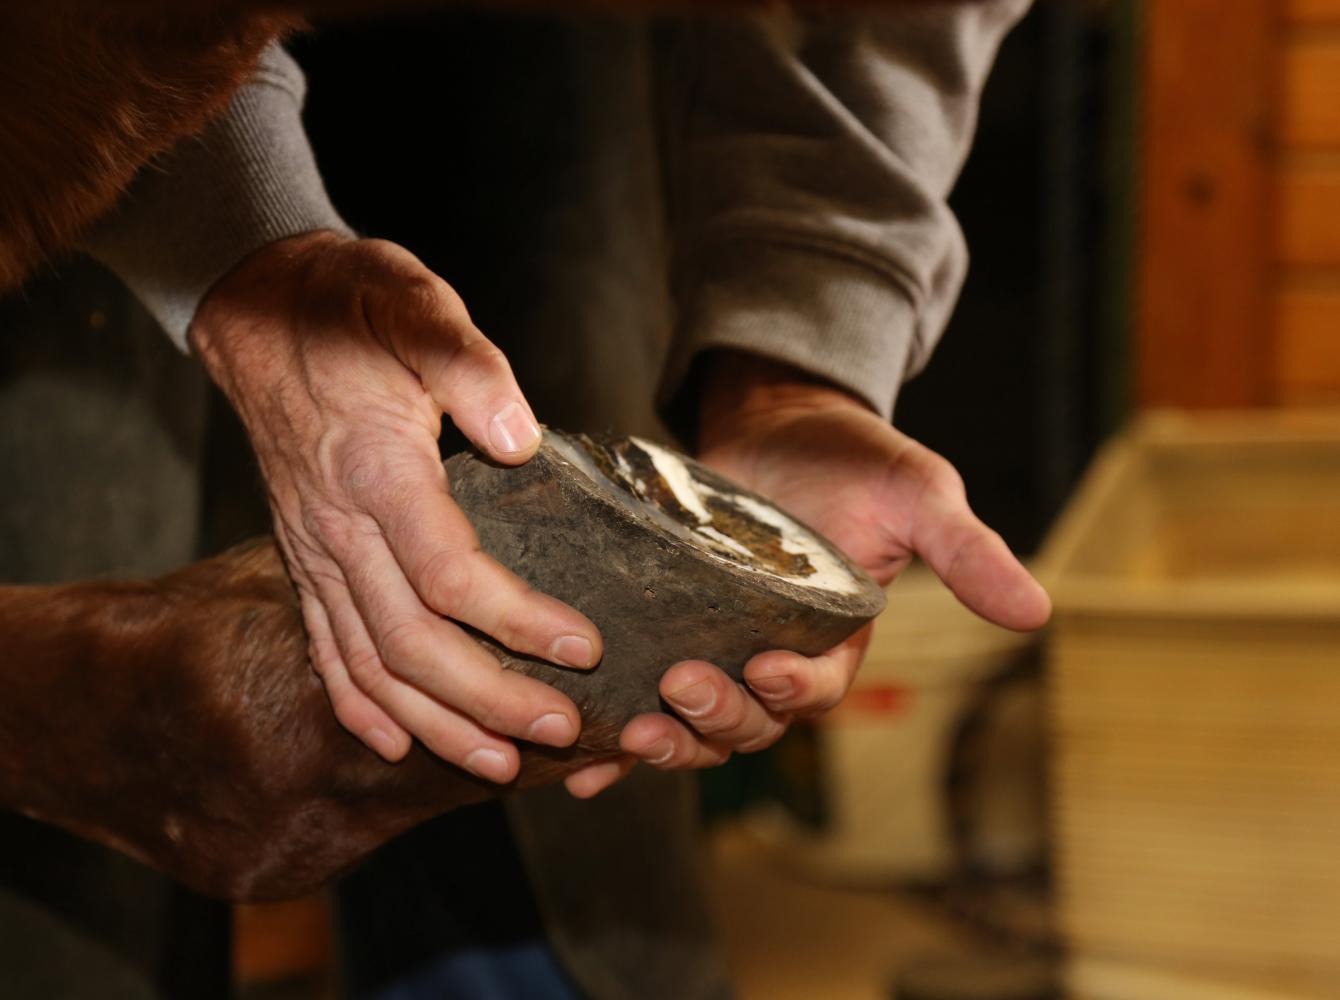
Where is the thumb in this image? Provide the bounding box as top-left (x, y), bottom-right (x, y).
top-left (908, 481), bottom-right (1052, 632)
top-left (369, 252), bottom-right (542, 465)
top-left (431, 334), bottom-right (543, 465)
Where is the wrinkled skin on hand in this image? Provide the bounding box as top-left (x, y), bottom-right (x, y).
top-left (566, 352), bottom-right (1051, 797)
top-left (189, 231), bottom-right (1047, 804)
top-left (191, 231), bottom-right (604, 781)
top-left (0, 541), bottom-right (621, 903)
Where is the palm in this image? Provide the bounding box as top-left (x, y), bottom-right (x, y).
top-left (699, 404), bottom-right (927, 585)
top-left (565, 374), bottom-right (1051, 799)
top-left (698, 402), bottom-right (1050, 630)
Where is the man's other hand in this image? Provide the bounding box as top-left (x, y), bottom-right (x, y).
top-left (191, 231), bottom-right (602, 780)
top-left (565, 351), bottom-right (1049, 798)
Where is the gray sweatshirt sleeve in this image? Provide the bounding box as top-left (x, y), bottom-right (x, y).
top-left (657, 1), bottom-right (1030, 425)
top-left (83, 44), bottom-right (351, 352)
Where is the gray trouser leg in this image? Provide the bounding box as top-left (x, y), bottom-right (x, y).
top-left (308, 13), bottom-right (731, 998)
top-left (0, 260), bottom-right (228, 999)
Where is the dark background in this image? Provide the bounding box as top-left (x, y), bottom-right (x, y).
top-left (290, 1), bottom-right (1130, 558)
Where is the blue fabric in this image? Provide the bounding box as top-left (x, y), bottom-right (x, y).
top-left (363, 940), bottom-right (577, 1000)
top-left (335, 801), bottom-right (582, 1000)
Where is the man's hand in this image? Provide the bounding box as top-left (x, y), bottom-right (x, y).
top-left (564, 352), bottom-right (1049, 798)
top-left (192, 231), bottom-right (603, 781)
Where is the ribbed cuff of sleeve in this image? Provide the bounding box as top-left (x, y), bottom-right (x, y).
top-left (84, 46), bottom-right (351, 352)
top-left (657, 240), bottom-right (919, 440)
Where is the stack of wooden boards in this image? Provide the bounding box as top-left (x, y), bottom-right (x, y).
top-left (1139, 0), bottom-right (1340, 409)
top-left (1275, 0), bottom-right (1340, 405)
top-left (1042, 413), bottom-right (1340, 999)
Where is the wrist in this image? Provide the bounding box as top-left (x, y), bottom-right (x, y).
top-left (698, 350), bottom-right (872, 451)
top-left (188, 229), bottom-right (348, 366)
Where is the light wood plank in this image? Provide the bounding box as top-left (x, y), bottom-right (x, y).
top-left (1275, 286), bottom-right (1340, 394)
top-left (1280, 38), bottom-right (1340, 148)
top-left (1137, 0), bottom-right (1277, 407)
top-left (1279, 383), bottom-right (1340, 404)
top-left (1277, 167), bottom-right (1340, 265)
top-left (1286, 0), bottom-right (1340, 24)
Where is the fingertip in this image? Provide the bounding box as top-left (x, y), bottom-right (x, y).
top-left (975, 540), bottom-right (1053, 632)
top-left (619, 714), bottom-right (693, 766)
top-left (583, 624), bottom-right (605, 665)
top-left (549, 632), bottom-right (600, 670)
top-left (943, 530), bottom-right (1052, 633)
top-left (463, 745), bottom-right (520, 784)
top-left (527, 710), bottom-right (582, 748)
top-left (744, 648), bottom-right (807, 680)
top-left (619, 713), bottom-right (673, 752)
top-left (484, 401), bottom-right (542, 464)
top-left (564, 757), bottom-right (634, 799)
top-left (1036, 585), bottom-right (1054, 625)
top-left (743, 650), bottom-right (809, 704)
top-left (563, 771), bottom-right (603, 799)
top-left (365, 726), bottom-right (412, 762)
top-left (659, 659), bottom-right (721, 693)
top-left (1003, 575), bottom-right (1053, 632)
top-left (320, 666), bottom-right (414, 762)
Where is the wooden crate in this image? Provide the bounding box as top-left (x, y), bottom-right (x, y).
top-left (1040, 412), bottom-right (1340, 999)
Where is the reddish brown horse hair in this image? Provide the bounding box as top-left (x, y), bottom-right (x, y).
top-left (0, 6), bottom-right (302, 292)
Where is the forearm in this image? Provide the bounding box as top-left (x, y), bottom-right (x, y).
top-left (658, 1), bottom-right (1031, 433)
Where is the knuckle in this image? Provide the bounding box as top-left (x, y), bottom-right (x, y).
top-left (463, 679), bottom-right (525, 732)
top-left (301, 504), bottom-right (351, 548)
top-left (416, 725), bottom-right (464, 767)
top-left (344, 647), bottom-right (390, 696)
top-left (361, 236), bottom-right (409, 261)
top-left (440, 336), bottom-right (512, 396)
top-left (462, 337), bottom-right (509, 375)
top-left (386, 272), bottom-right (472, 345)
top-left (332, 445), bottom-right (387, 501)
top-left (926, 457), bottom-right (967, 503)
top-left (377, 618), bottom-right (431, 675)
top-left (395, 275), bottom-right (450, 323)
top-left (417, 547), bottom-right (478, 613)
top-left (504, 588), bottom-right (570, 655)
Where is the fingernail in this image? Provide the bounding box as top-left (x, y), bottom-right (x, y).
top-left (366, 727), bottom-right (400, 760)
top-left (528, 712), bottom-right (576, 747)
top-left (749, 674), bottom-right (795, 700)
top-left (667, 679), bottom-right (717, 718)
top-left (550, 634), bottom-right (595, 668)
top-left (464, 748), bottom-right (513, 783)
top-left (638, 738), bottom-right (675, 765)
top-left (489, 401), bottom-right (541, 455)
